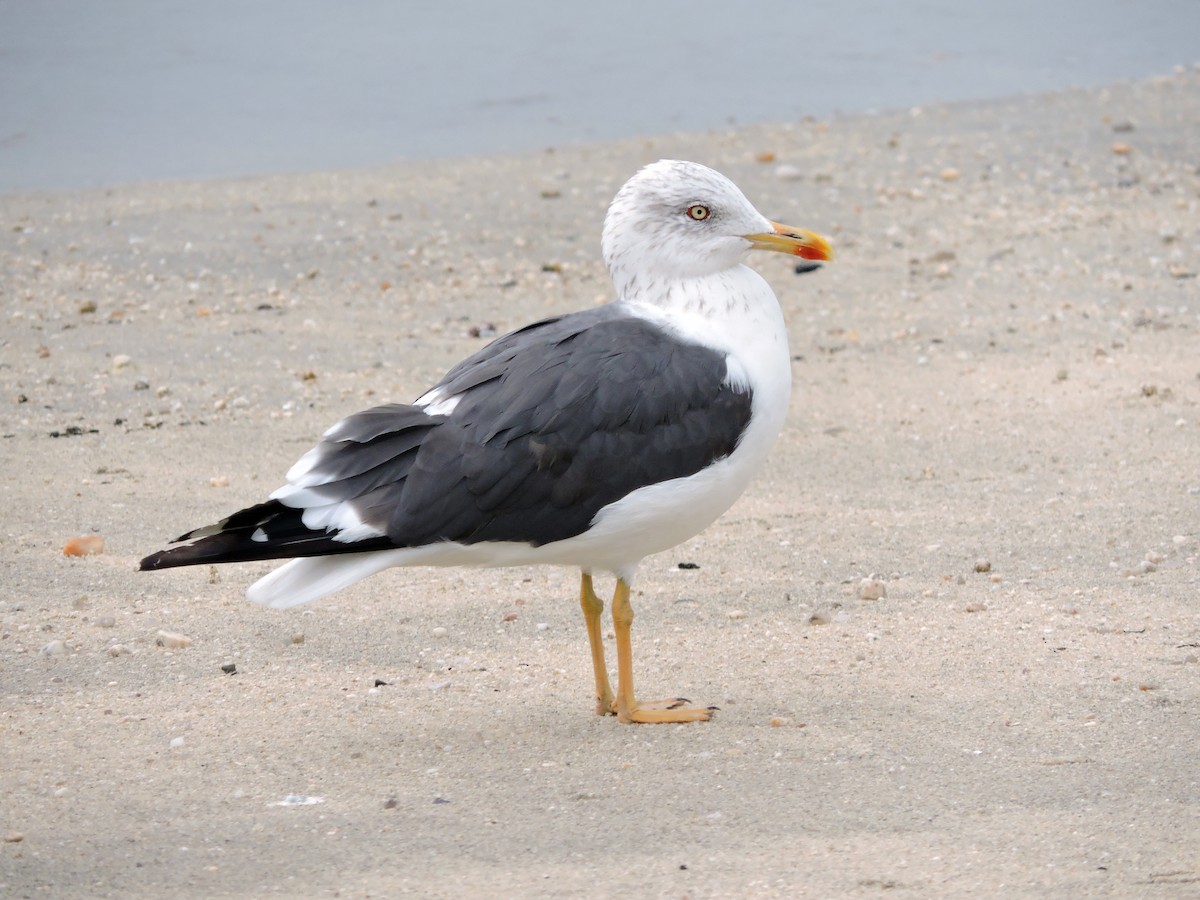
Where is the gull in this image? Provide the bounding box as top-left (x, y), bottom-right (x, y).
top-left (142, 159), bottom-right (833, 723)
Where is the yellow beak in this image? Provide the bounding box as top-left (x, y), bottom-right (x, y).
top-left (744, 221), bottom-right (835, 262)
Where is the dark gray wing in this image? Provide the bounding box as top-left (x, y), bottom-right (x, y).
top-left (140, 305), bottom-right (753, 569)
top-left (364, 306), bottom-right (754, 547)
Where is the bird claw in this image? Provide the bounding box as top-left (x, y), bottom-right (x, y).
top-left (614, 696), bottom-right (716, 724)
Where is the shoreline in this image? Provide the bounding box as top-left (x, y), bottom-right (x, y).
top-left (1, 68), bottom-right (1193, 203)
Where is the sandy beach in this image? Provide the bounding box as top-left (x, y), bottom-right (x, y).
top-left (2, 70), bottom-right (1198, 897)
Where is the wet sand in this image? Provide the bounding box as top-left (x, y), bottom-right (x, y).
top-left (2, 71), bottom-right (1198, 897)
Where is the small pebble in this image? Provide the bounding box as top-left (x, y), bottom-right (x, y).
top-left (155, 630), bottom-right (192, 650)
top-left (209, 475), bottom-right (230, 488)
top-left (41, 639), bottom-right (66, 656)
top-left (290, 632), bottom-right (305, 645)
top-left (769, 716), bottom-right (787, 727)
top-left (431, 626), bottom-right (448, 638)
top-left (1111, 142), bottom-right (1133, 155)
top-left (858, 577), bottom-right (887, 601)
top-left (807, 611), bottom-right (831, 626)
top-left (169, 736), bottom-right (185, 748)
top-left (63, 535), bottom-right (105, 557)
top-left (95, 615), bottom-right (115, 628)
top-left (111, 353), bottom-right (132, 371)
top-left (3, 831), bottom-right (23, 843)
top-left (108, 644), bottom-right (129, 657)
top-left (727, 609), bottom-right (747, 620)
top-left (274, 795), bottom-right (324, 807)
top-left (939, 167), bottom-right (961, 181)
top-left (775, 163), bottom-right (803, 181)
top-left (974, 559), bottom-right (992, 573)
top-left (468, 322), bottom-right (497, 339)
top-left (536, 622), bottom-right (550, 631)
top-left (502, 612), bottom-right (518, 622)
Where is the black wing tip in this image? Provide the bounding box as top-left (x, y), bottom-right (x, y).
top-left (139, 547), bottom-right (192, 571)
top-left (139, 533), bottom-right (257, 570)
top-left (139, 529), bottom-right (209, 570)
top-left (139, 525), bottom-right (398, 572)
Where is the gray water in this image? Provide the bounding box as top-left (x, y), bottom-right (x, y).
top-left (1, 0), bottom-right (1197, 193)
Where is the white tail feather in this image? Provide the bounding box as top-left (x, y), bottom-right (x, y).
top-left (246, 551), bottom-right (408, 609)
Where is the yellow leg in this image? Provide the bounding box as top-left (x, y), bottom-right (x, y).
top-left (579, 573), bottom-right (615, 716)
top-left (611, 578), bottom-right (713, 724)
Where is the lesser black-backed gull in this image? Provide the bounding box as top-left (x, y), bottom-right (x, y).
top-left (141, 159), bottom-right (833, 724)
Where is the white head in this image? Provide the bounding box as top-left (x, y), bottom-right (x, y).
top-left (601, 159), bottom-right (832, 301)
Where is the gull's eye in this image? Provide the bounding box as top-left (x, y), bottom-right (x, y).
top-left (686, 204), bottom-right (711, 221)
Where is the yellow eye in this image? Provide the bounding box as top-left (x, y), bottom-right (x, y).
top-left (686, 204), bottom-right (710, 221)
